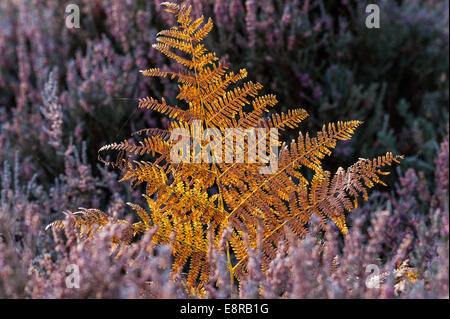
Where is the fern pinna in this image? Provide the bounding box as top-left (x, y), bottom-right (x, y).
top-left (48, 2), bottom-right (402, 295)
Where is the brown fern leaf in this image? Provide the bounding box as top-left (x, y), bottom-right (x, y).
top-left (46, 208), bottom-right (135, 243)
top-left (48, 2), bottom-right (402, 295)
top-left (138, 97), bottom-right (191, 121)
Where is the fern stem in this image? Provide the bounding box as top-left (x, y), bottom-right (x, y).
top-left (217, 179), bottom-right (234, 293)
top-left (226, 241), bottom-right (234, 294)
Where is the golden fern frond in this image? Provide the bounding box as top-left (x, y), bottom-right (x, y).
top-left (48, 2), bottom-right (402, 295)
top-left (98, 135), bottom-right (172, 162)
top-left (127, 203), bottom-right (151, 230)
top-left (205, 82), bottom-right (263, 127)
top-left (197, 62), bottom-right (230, 88)
top-left (140, 67), bottom-right (196, 85)
top-left (259, 108), bottom-right (309, 130)
top-left (138, 96), bottom-right (190, 121)
top-left (284, 120), bottom-right (363, 173)
top-left (187, 69), bottom-right (248, 106)
top-left (237, 94), bottom-right (279, 129)
top-left (153, 43), bottom-right (196, 69)
top-left (156, 36), bottom-right (196, 55)
top-left (119, 161), bottom-right (168, 194)
top-left (46, 208), bottom-right (133, 242)
top-left (221, 121), bottom-right (362, 215)
top-left (192, 17), bottom-right (213, 42)
top-left (132, 128), bottom-right (171, 140)
top-left (231, 153), bottom-right (403, 279)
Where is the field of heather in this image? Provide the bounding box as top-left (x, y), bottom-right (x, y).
top-left (0, 0), bottom-right (448, 300)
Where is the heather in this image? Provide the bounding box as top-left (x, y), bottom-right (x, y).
top-left (0, 0), bottom-right (449, 299)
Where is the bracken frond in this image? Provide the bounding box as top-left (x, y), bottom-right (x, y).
top-left (48, 2), bottom-right (402, 295)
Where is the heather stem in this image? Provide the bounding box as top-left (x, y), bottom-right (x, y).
top-left (226, 241), bottom-right (234, 294)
